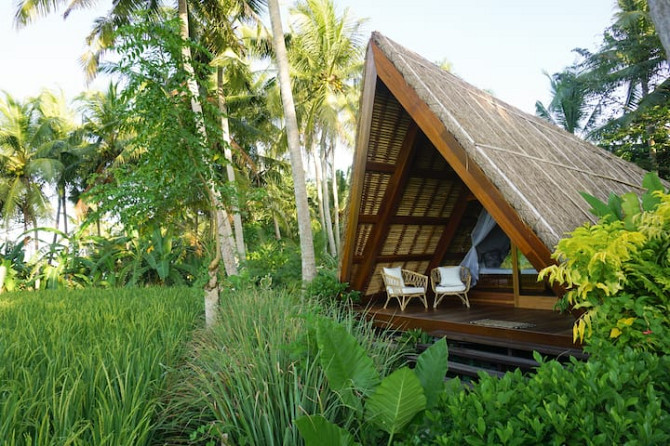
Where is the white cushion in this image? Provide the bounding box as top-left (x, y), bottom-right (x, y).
top-left (383, 267), bottom-right (405, 286)
top-left (435, 284), bottom-right (466, 293)
top-left (387, 286), bottom-right (425, 295)
top-left (438, 266), bottom-right (463, 287)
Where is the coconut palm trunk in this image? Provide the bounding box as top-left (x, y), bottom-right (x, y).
top-left (320, 131), bottom-right (336, 256)
top-left (649, 0), bottom-right (670, 63)
top-left (267, 0), bottom-right (317, 283)
top-left (179, 0), bottom-right (238, 326)
top-left (330, 138), bottom-right (341, 252)
top-left (217, 68), bottom-right (246, 261)
top-left (311, 144), bottom-right (327, 252)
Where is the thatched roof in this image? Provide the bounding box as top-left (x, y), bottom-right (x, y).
top-left (339, 32), bottom-right (652, 299)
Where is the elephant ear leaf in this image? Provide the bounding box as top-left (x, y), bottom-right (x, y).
top-left (296, 415), bottom-right (360, 446)
top-left (316, 318), bottom-right (380, 410)
top-left (365, 367), bottom-right (426, 435)
top-left (641, 172), bottom-right (664, 211)
top-left (579, 192), bottom-right (613, 219)
top-left (621, 192), bottom-right (641, 230)
top-left (415, 337), bottom-right (447, 409)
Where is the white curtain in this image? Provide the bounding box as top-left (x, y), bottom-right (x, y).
top-left (460, 209), bottom-right (498, 286)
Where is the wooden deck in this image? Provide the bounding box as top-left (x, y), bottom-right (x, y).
top-left (360, 299), bottom-right (582, 357)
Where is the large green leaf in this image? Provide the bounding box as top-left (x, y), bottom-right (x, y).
top-left (641, 172), bottom-right (664, 211)
top-left (295, 415), bottom-right (359, 446)
top-left (579, 192), bottom-right (612, 218)
top-left (365, 367), bottom-right (426, 435)
top-left (316, 318), bottom-right (380, 404)
top-left (414, 337), bottom-right (447, 409)
top-left (621, 192), bottom-right (641, 229)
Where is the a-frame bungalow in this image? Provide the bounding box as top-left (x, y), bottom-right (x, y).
top-left (339, 32), bottom-right (651, 355)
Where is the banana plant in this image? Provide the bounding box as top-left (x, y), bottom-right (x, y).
top-left (297, 318), bottom-right (448, 446)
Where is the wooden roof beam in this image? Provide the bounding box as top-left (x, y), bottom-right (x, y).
top-left (351, 121), bottom-right (420, 291)
top-left (339, 45), bottom-right (379, 283)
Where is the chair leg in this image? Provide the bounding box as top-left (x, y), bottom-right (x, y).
top-left (434, 294), bottom-right (444, 309)
top-left (461, 293), bottom-right (470, 309)
top-left (383, 295), bottom-right (392, 309)
top-left (421, 294), bottom-right (428, 309)
top-left (399, 297), bottom-right (408, 311)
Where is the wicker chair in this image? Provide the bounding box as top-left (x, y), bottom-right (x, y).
top-left (430, 266), bottom-right (471, 309)
top-left (381, 267), bottom-right (428, 311)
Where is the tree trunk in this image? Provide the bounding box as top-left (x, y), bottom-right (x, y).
top-left (179, 0), bottom-right (238, 326)
top-left (267, 0), bottom-right (317, 283)
top-left (320, 132), bottom-right (336, 257)
top-left (649, 0), bottom-right (670, 63)
top-left (312, 145), bottom-right (327, 253)
top-left (330, 140), bottom-right (341, 253)
top-left (49, 186), bottom-right (62, 265)
top-left (62, 191), bottom-right (68, 234)
top-left (217, 208), bottom-right (238, 276)
top-left (217, 67), bottom-right (246, 262)
top-left (273, 215), bottom-right (282, 240)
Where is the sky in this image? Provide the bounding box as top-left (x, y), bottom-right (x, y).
top-left (0, 0), bottom-right (616, 113)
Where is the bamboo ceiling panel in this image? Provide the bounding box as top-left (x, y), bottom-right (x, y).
top-left (366, 82), bottom-right (412, 165)
top-left (359, 172), bottom-right (390, 215)
top-left (380, 224), bottom-right (443, 256)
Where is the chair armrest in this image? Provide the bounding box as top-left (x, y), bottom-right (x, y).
top-left (402, 270), bottom-right (427, 289)
top-left (381, 273), bottom-right (404, 293)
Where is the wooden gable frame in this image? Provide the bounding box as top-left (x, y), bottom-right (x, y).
top-left (340, 40), bottom-right (556, 302)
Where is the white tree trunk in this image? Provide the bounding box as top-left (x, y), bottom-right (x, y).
top-left (217, 68), bottom-right (246, 261)
top-left (0, 265), bottom-right (6, 294)
top-left (273, 215), bottom-right (282, 240)
top-left (649, 0), bottom-right (670, 63)
top-left (267, 0), bottom-right (317, 283)
top-left (179, 0), bottom-right (238, 326)
top-left (217, 208), bottom-right (238, 276)
top-left (320, 133), bottom-right (336, 257)
top-left (330, 141), bottom-right (341, 253)
top-left (312, 147), bottom-right (327, 251)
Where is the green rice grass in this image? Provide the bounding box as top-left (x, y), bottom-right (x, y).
top-left (154, 288), bottom-right (407, 445)
top-left (0, 288), bottom-right (202, 445)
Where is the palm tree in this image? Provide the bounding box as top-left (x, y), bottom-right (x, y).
top-left (267, 0), bottom-right (317, 283)
top-left (188, 0), bottom-right (270, 263)
top-left (535, 69), bottom-right (601, 135)
top-left (14, 0), bottom-right (163, 79)
top-left (288, 0), bottom-right (364, 256)
top-left (0, 92), bottom-right (63, 250)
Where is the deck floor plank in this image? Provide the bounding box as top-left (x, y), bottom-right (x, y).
top-left (360, 299), bottom-right (579, 352)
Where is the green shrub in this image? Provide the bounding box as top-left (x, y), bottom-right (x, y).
top-left (305, 268), bottom-right (360, 303)
top-left (0, 288), bottom-right (202, 445)
top-left (399, 348), bottom-right (670, 445)
top-left (541, 173), bottom-right (670, 353)
top-left (242, 239), bottom-right (302, 288)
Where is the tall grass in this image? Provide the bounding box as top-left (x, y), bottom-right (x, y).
top-left (155, 288), bottom-right (407, 445)
top-left (0, 288), bottom-right (202, 445)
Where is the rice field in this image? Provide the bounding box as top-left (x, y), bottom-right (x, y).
top-left (0, 288), bottom-right (202, 446)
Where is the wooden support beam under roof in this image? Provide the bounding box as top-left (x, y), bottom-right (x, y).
top-left (370, 41), bottom-right (555, 272)
top-left (351, 121), bottom-right (420, 291)
top-left (426, 186), bottom-right (472, 273)
top-left (339, 46), bottom-right (378, 284)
